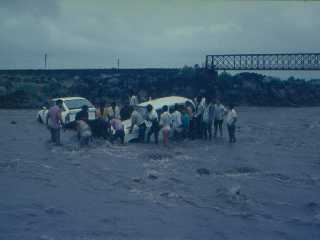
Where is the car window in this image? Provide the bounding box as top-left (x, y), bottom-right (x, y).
top-left (64, 99), bottom-right (94, 110)
top-left (176, 103), bottom-right (185, 111)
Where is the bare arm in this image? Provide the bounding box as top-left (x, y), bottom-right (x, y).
top-left (129, 120), bottom-right (135, 133)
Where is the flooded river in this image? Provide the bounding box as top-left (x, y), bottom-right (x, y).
top-left (0, 107), bottom-right (320, 240)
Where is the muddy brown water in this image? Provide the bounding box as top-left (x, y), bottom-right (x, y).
top-left (0, 108), bottom-right (320, 240)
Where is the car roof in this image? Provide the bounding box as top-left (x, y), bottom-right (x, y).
top-left (139, 96), bottom-right (194, 110)
top-left (51, 97), bottom-right (86, 101)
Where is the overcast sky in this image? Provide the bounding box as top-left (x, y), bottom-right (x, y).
top-left (0, 0), bottom-right (319, 79)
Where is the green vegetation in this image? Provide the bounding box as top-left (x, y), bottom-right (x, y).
top-left (0, 67), bottom-right (319, 108)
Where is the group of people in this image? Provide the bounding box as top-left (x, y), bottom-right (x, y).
top-left (191, 96), bottom-right (238, 143)
top-left (73, 100), bottom-right (128, 145)
top-left (128, 96), bottom-right (238, 146)
top-left (46, 99), bottom-right (124, 146)
top-left (46, 95), bottom-right (238, 147)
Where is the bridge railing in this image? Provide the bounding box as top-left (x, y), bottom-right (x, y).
top-left (205, 53), bottom-right (320, 71)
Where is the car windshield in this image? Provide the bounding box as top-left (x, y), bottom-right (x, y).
top-left (64, 99), bottom-right (94, 110)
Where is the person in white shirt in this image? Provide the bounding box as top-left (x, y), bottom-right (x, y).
top-left (129, 106), bottom-right (146, 143)
top-left (214, 99), bottom-right (226, 138)
top-left (192, 96), bottom-right (205, 139)
top-left (170, 104), bottom-right (182, 140)
top-left (200, 97), bottom-right (206, 107)
top-left (226, 104), bottom-right (238, 143)
top-left (159, 105), bottom-right (171, 146)
top-left (106, 102), bottom-right (120, 121)
top-left (146, 104), bottom-right (159, 144)
top-left (201, 98), bottom-right (215, 140)
top-left (76, 120), bottom-right (92, 146)
top-left (129, 91), bottom-right (139, 106)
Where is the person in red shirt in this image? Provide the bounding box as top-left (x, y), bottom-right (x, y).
top-left (46, 99), bottom-right (63, 145)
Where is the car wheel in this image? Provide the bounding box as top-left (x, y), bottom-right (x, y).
top-left (37, 115), bottom-right (43, 124)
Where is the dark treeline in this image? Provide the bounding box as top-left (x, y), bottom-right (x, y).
top-left (1, 66), bottom-right (320, 108)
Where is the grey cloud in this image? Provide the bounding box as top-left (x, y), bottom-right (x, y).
top-left (0, 0), bottom-right (319, 79)
top-left (1, 0), bottom-right (61, 18)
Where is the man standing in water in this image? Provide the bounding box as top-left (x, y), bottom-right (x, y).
top-left (190, 96), bottom-right (202, 139)
top-left (129, 90), bottom-right (139, 106)
top-left (146, 104), bottom-right (159, 144)
top-left (129, 106), bottom-right (146, 143)
top-left (159, 105), bottom-right (171, 146)
top-left (194, 96), bottom-right (205, 139)
top-left (226, 104), bottom-right (238, 143)
top-left (214, 99), bottom-right (226, 138)
top-left (202, 98), bottom-right (215, 140)
top-left (46, 99), bottom-right (64, 146)
top-left (171, 104), bottom-right (182, 140)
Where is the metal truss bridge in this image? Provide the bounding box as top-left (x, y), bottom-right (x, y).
top-left (205, 53), bottom-right (320, 71)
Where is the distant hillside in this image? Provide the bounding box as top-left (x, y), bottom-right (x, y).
top-left (0, 67), bottom-right (320, 108)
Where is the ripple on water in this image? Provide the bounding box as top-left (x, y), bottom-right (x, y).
top-left (220, 166), bottom-right (259, 177)
top-left (265, 172), bottom-right (291, 183)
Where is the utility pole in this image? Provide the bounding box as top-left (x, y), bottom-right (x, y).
top-left (44, 53), bottom-right (47, 69)
top-left (117, 57), bottom-right (120, 71)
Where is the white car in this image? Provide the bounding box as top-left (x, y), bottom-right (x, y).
top-left (123, 96), bottom-right (195, 143)
top-left (37, 97), bottom-right (96, 124)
